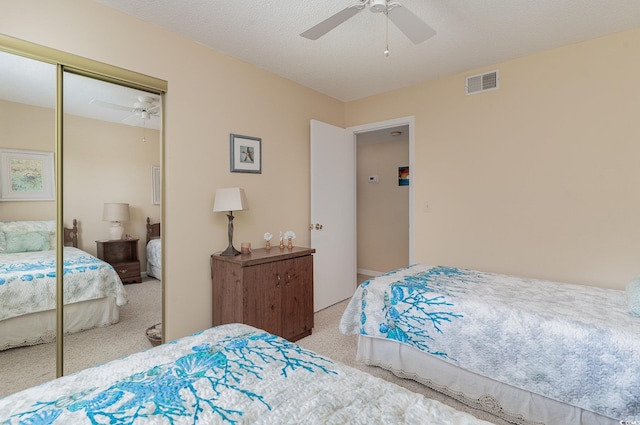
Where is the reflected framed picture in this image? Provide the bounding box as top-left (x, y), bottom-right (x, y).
top-left (230, 134), bottom-right (261, 174)
top-left (0, 148), bottom-right (55, 201)
top-left (152, 165), bottom-right (161, 205)
top-left (398, 166), bottom-right (409, 186)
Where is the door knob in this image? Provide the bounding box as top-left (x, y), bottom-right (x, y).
top-left (315, 223), bottom-right (323, 230)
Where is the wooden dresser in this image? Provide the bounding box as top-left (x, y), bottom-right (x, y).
top-left (211, 247), bottom-right (315, 342)
top-left (96, 239), bottom-right (142, 284)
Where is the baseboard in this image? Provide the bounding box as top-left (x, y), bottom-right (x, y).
top-left (357, 268), bottom-right (383, 277)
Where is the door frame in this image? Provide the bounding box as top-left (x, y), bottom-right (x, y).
top-left (349, 116), bottom-right (415, 265)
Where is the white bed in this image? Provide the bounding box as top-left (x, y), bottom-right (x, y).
top-left (0, 323), bottom-right (492, 424)
top-left (340, 265), bottom-right (640, 425)
top-left (0, 220), bottom-right (127, 351)
top-left (145, 217), bottom-right (161, 279)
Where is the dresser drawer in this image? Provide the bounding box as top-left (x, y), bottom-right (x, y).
top-left (112, 261), bottom-right (141, 283)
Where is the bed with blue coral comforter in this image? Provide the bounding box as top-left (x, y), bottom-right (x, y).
top-left (339, 265), bottom-right (640, 425)
top-left (0, 247), bottom-right (127, 350)
top-left (0, 323), bottom-right (491, 425)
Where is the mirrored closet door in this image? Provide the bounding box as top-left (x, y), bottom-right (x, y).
top-left (0, 37), bottom-right (166, 396)
top-left (62, 72), bottom-right (163, 375)
top-left (0, 50), bottom-right (58, 394)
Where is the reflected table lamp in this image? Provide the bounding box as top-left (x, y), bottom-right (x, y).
top-left (213, 187), bottom-right (248, 256)
top-left (103, 202), bottom-right (130, 240)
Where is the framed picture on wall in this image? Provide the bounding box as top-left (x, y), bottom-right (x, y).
top-left (152, 165), bottom-right (161, 205)
top-left (398, 166), bottom-right (409, 186)
top-left (230, 134), bottom-right (261, 174)
top-left (0, 148), bottom-right (55, 201)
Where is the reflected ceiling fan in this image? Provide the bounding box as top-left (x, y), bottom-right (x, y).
top-left (89, 95), bottom-right (160, 123)
top-left (90, 95), bottom-right (160, 142)
top-left (300, 0), bottom-right (436, 51)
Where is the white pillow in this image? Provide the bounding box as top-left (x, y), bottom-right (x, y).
top-left (0, 221), bottom-right (56, 253)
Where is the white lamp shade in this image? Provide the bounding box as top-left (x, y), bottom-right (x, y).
top-left (213, 188), bottom-right (248, 212)
top-left (102, 203), bottom-right (130, 222)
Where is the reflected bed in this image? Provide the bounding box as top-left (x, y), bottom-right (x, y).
top-left (0, 220), bottom-right (127, 351)
top-left (145, 217), bottom-right (161, 280)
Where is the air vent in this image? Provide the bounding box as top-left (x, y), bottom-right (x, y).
top-left (466, 70), bottom-right (499, 95)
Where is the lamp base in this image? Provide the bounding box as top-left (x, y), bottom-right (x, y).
top-left (109, 222), bottom-right (124, 240)
top-left (219, 245), bottom-right (241, 256)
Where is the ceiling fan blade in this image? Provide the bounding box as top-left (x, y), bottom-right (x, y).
top-left (89, 98), bottom-right (133, 112)
top-left (387, 3), bottom-right (436, 44)
top-left (300, 2), bottom-right (366, 40)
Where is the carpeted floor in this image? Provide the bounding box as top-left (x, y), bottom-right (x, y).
top-left (0, 277), bottom-right (162, 397)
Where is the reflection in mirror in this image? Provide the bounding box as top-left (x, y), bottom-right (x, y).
top-left (0, 50), bottom-right (58, 395)
top-left (61, 72), bottom-right (162, 376)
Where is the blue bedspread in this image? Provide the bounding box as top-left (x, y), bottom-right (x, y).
top-left (339, 265), bottom-right (640, 420)
top-left (0, 247), bottom-right (127, 321)
top-left (0, 323), bottom-right (490, 424)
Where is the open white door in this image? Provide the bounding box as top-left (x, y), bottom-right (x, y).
top-left (310, 119), bottom-right (356, 312)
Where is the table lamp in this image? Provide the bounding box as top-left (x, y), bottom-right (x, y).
top-left (213, 187), bottom-right (248, 256)
top-left (102, 203), bottom-right (130, 240)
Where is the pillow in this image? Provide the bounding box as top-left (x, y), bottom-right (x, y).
top-left (627, 277), bottom-right (640, 317)
top-left (4, 231), bottom-right (52, 253)
top-left (0, 221), bottom-right (56, 252)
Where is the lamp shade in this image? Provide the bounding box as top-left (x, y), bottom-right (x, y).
top-left (102, 203), bottom-right (130, 222)
top-left (213, 188), bottom-right (248, 212)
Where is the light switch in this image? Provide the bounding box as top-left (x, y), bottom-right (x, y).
top-left (368, 175), bottom-right (379, 183)
top-left (423, 200), bottom-right (432, 213)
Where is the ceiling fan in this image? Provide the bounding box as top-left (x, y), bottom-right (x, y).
top-left (89, 95), bottom-right (160, 123)
top-left (300, 0), bottom-right (436, 45)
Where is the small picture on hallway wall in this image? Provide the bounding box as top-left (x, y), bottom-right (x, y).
top-left (230, 134), bottom-right (262, 174)
top-left (398, 166), bottom-right (409, 186)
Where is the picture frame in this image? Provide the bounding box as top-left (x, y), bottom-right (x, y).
top-left (0, 148), bottom-right (55, 201)
top-left (230, 134), bottom-right (261, 174)
top-left (398, 166), bottom-right (409, 186)
top-left (152, 165), bottom-right (161, 205)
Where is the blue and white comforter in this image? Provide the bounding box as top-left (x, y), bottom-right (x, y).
top-left (339, 265), bottom-right (640, 420)
top-left (0, 247), bottom-right (127, 321)
top-left (0, 323), bottom-right (491, 424)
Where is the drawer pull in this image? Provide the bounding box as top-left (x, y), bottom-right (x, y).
top-left (275, 273), bottom-right (281, 288)
top-left (119, 269), bottom-right (128, 274)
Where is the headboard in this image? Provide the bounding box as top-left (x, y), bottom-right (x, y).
top-left (64, 219), bottom-right (78, 248)
top-left (146, 217), bottom-right (161, 245)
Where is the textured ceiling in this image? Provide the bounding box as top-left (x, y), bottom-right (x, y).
top-left (92, 0), bottom-right (640, 101)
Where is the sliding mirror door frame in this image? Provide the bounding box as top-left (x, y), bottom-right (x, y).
top-left (0, 34), bottom-right (167, 379)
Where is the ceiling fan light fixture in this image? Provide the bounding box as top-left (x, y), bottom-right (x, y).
top-left (370, 0), bottom-right (387, 13)
top-left (141, 111), bottom-right (151, 120)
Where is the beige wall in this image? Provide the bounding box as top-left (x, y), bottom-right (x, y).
top-left (1, 0), bottom-right (344, 340)
top-left (0, 99), bottom-right (160, 270)
top-left (346, 28), bottom-right (640, 290)
top-left (357, 139), bottom-right (409, 273)
top-left (63, 114), bottom-right (160, 267)
top-left (0, 100), bottom-right (56, 220)
top-left (3, 1), bottom-right (638, 343)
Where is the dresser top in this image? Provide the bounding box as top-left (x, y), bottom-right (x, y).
top-left (212, 246), bottom-right (315, 267)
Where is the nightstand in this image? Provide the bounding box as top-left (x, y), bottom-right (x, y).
top-left (96, 239), bottom-right (142, 283)
top-left (211, 247), bottom-right (315, 342)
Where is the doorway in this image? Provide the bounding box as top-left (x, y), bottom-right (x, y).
top-left (310, 116), bottom-right (414, 310)
top-left (356, 124), bottom-right (410, 277)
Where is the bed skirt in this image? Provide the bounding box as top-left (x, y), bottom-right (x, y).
top-left (146, 261), bottom-right (161, 280)
top-left (356, 335), bottom-right (618, 425)
top-left (0, 297), bottom-right (119, 351)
